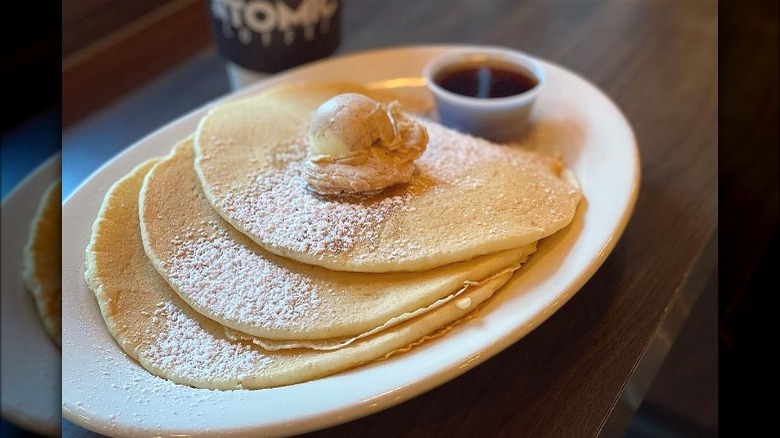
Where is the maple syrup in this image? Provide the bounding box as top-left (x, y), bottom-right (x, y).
top-left (434, 62), bottom-right (538, 99)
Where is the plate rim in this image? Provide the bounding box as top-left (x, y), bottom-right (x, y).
top-left (61, 44), bottom-right (640, 437)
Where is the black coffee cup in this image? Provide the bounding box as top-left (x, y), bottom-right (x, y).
top-left (205, 0), bottom-right (341, 88)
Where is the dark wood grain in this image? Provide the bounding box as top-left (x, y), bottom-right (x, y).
top-left (62, 0), bottom-right (177, 57)
top-left (61, 0), bottom-right (211, 128)
top-left (61, 1), bottom-right (719, 437)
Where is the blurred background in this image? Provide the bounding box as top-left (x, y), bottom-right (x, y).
top-left (2, 1), bottom-right (60, 198)
top-left (4, 0), bottom-right (779, 436)
top-left (2, 2), bottom-right (61, 438)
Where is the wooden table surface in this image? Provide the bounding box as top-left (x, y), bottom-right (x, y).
top-left (61, 1), bottom-right (719, 436)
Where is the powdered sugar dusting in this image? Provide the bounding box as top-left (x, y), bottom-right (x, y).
top-left (217, 138), bottom-right (411, 255)
top-left (142, 301), bottom-right (273, 386)
top-left (66, 341), bottom-right (236, 431)
top-left (415, 120), bottom-right (550, 185)
top-left (166, 226), bottom-right (320, 332)
top-left (207, 119), bottom-right (569, 259)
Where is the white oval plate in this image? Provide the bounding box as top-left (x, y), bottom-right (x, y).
top-left (1, 152), bottom-right (61, 437)
top-left (62, 45), bottom-right (639, 437)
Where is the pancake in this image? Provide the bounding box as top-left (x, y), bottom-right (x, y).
top-left (140, 139), bottom-right (533, 344)
top-left (85, 159), bottom-right (514, 390)
top-left (22, 179), bottom-right (62, 347)
top-left (194, 82), bottom-right (581, 273)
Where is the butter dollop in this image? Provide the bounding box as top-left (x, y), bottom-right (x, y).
top-left (304, 93), bottom-right (428, 196)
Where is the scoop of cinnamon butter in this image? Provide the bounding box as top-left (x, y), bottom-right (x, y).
top-left (305, 93), bottom-right (428, 196)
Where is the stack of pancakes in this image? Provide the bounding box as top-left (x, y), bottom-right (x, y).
top-left (85, 83), bottom-right (581, 390)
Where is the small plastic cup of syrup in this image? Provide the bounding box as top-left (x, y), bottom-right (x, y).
top-left (423, 47), bottom-right (545, 142)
